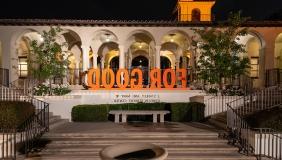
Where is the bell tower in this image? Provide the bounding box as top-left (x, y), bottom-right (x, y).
top-left (176, 0), bottom-right (215, 22)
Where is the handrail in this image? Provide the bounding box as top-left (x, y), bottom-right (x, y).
top-left (9, 78), bottom-right (38, 97)
top-left (226, 85), bottom-right (282, 160)
top-left (0, 86), bottom-right (49, 159)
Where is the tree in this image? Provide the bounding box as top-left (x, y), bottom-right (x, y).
top-left (192, 12), bottom-right (250, 92)
top-left (29, 27), bottom-right (69, 93)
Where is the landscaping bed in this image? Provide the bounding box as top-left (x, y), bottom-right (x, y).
top-left (71, 102), bottom-right (205, 122)
top-left (0, 101), bottom-right (35, 129)
top-left (244, 106), bottom-right (282, 132)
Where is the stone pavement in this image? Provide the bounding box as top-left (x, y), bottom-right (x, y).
top-left (25, 122), bottom-right (256, 160)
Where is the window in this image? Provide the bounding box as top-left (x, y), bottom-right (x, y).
top-left (18, 56), bottom-right (28, 78)
top-left (192, 9), bottom-right (201, 22)
top-left (250, 57), bottom-right (259, 78)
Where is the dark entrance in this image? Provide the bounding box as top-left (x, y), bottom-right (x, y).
top-left (131, 56), bottom-right (149, 85)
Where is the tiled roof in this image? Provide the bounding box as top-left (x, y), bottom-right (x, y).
top-left (0, 19), bottom-right (282, 27)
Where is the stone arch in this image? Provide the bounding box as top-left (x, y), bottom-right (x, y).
top-left (14, 29), bottom-right (43, 78)
top-left (192, 8), bottom-right (201, 22)
top-left (125, 30), bottom-right (156, 46)
top-left (160, 30), bottom-right (191, 50)
top-left (97, 42), bottom-right (119, 69)
top-left (126, 30), bottom-right (156, 69)
top-left (92, 30), bottom-right (119, 43)
top-left (160, 30), bottom-right (192, 69)
top-left (235, 31), bottom-right (266, 87)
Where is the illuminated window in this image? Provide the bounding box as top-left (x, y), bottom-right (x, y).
top-left (18, 56), bottom-right (28, 78)
top-left (250, 57), bottom-right (259, 78)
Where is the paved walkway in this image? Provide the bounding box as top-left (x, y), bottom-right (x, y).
top-left (49, 121), bottom-right (219, 134)
top-left (26, 122), bottom-right (255, 160)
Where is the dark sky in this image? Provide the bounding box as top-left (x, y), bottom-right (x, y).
top-left (0, 0), bottom-right (281, 21)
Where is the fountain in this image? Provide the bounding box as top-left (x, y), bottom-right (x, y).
top-left (99, 143), bottom-right (168, 160)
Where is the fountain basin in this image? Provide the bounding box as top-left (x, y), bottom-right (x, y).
top-left (99, 143), bottom-right (168, 160)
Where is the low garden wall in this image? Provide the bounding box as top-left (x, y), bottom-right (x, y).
top-left (71, 102), bottom-right (205, 122)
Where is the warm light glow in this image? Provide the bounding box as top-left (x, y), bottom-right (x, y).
top-left (177, 0), bottom-right (215, 22)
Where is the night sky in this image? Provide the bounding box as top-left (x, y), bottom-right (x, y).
top-left (0, 0), bottom-right (281, 21)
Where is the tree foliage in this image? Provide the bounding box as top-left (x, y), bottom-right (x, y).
top-left (192, 12), bottom-right (250, 89)
top-left (29, 27), bottom-right (69, 81)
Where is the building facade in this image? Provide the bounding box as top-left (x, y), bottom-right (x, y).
top-left (0, 0), bottom-right (282, 89)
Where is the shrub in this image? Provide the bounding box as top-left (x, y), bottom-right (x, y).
top-left (33, 83), bottom-right (71, 96)
top-left (170, 102), bottom-right (205, 122)
top-left (0, 101), bottom-right (35, 129)
top-left (72, 105), bottom-right (109, 122)
top-left (71, 102), bottom-right (205, 122)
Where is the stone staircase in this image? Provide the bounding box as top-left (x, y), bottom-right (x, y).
top-left (206, 112), bottom-right (227, 130)
top-left (49, 112), bottom-right (69, 130)
top-left (27, 132), bottom-right (256, 160)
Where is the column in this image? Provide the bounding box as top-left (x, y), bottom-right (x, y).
top-left (153, 114), bottom-right (158, 123)
top-left (119, 45), bottom-right (125, 69)
top-left (119, 45), bottom-right (125, 84)
top-left (82, 45), bottom-right (89, 71)
top-left (92, 46), bottom-right (99, 69)
top-left (122, 114), bottom-right (127, 123)
top-left (114, 114), bottom-right (120, 123)
top-left (93, 53), bottom-right (98, 69)
top-left (155, 46), bottom-right (161, 69)
top-left (101, 57), bottom-right (105, 69)
top-left (160, 114), bottom-right (165, 123)
top-left (75, 62), bottom-right (80, 85)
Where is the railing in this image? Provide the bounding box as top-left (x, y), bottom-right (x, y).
top-left (226, 85), bottom-right (282, 160)
top-left (0, 129), bottom-right (16, 159)
top-left (266, 68), bottom-right (282, 87)
top-left (235, 86), bottom-right (282, 116)
top-left (254, 128), bottom-right (281, 160)
top-left (0, 86), bottom-right (49, 159)
top-left (9, 78), bottom-right (38, 96)
top-left (204, 95), bottom-right (243, 117)
top-left (0, 68), bottom-right (9, 87)
top-left (17, 98), bottom-right (49, 155)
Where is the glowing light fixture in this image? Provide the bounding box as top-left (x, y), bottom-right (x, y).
top-left (169, 33), bottom-right (175, 43)
top-left (105, 33), bottom-right (111, 42)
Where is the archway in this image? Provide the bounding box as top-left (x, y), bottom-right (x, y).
top-left (192, 8), bottom-right (201, 22)
top-left (97, 42), bottom-right (119, 70)
top-left (60, 30), bottom-right (83, 85)
top-left (109, 56), bottom-right (120, 71)
top-left (132, 55), bottom-right (149, 85)
top-left (236, 32), bottom-right (265, 88)
top-left (15, 31), bottom-right (43, 78)
top-left (126, 30), bottom-right (155, 69)
top-left (161, 30), bottom-right (192, 70)
top-left (161, 56), bottom-right (171, 69)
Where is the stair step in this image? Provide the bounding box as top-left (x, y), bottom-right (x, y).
top-left (44, 132), bottom-right (219, 138)
top-left (49, 116), bottom-right (61, 124)
top-left (49, 119), bottom-right (69, 130)
top-left (47, 140), bottom-right (227, 145)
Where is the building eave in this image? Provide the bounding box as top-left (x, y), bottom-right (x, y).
top-left (0, 19), bottom-right (282, 27)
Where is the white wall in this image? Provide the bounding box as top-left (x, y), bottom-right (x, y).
top-left (37, 90), bottom-right (204, 120)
